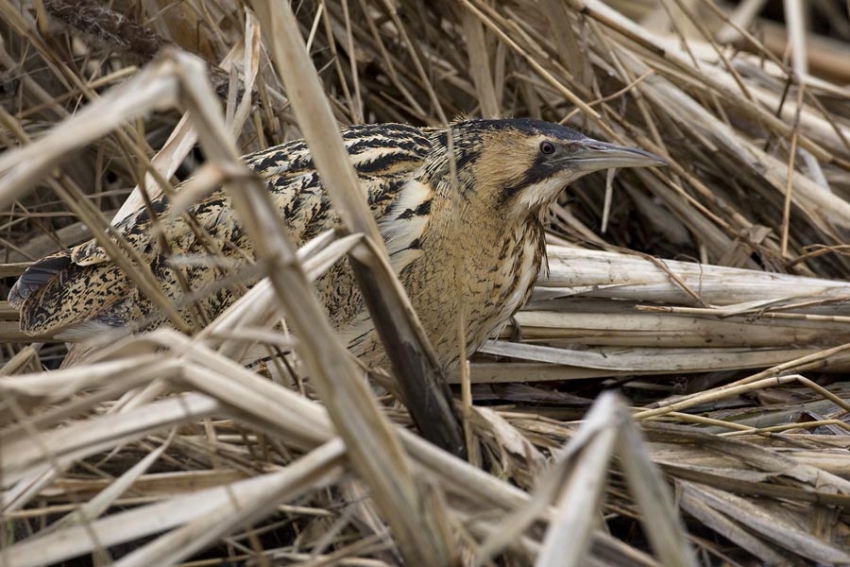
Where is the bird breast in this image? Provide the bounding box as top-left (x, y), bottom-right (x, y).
top-left (464, 222), bottom-right (544, 351)
top-left (392, 210), bottom-right (544, 370)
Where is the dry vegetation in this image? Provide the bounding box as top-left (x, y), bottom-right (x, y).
top-left (2, 0), bottom-right (850, 564)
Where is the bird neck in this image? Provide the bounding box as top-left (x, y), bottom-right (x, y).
top-left (396, 171), bottom-right (547, 369)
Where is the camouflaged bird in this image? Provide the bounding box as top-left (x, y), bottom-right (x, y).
top-left (8, 119), bottom-right (663, 370)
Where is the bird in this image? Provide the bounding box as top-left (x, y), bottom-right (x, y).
top-left (8, 119), bottom-right (663, 370)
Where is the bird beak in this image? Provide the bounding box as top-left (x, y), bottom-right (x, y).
top-left (564, 139), bottom-right (666, 172)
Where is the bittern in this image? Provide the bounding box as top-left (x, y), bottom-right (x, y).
top-left (9, 119), bottom-right (663, 369)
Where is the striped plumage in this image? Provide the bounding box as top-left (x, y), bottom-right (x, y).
top-left (9, 119), bottom-right (662, 370)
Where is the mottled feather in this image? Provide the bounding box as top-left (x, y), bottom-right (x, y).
top-left (10, 119), bottom-right (662, 370)
top-left (10, 123), bottom-right (431, 340)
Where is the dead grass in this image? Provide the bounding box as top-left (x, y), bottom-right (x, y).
top-left (2, 0), bottom-right (850, 564)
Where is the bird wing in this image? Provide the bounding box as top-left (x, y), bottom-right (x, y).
top-left (12, 123), bottom-right (432, 337)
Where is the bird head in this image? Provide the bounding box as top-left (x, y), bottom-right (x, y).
top-left (438, 119), bottom-right (665, 220)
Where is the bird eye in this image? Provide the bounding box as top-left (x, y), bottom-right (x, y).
top-left (539, 141), bottom-right (556, 155)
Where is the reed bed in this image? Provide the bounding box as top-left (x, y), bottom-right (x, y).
top-left (1, 0), bottom-right (850, 564)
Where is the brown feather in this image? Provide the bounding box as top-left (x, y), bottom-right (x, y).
top-left (10, 119), bottom-right (659, 371)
